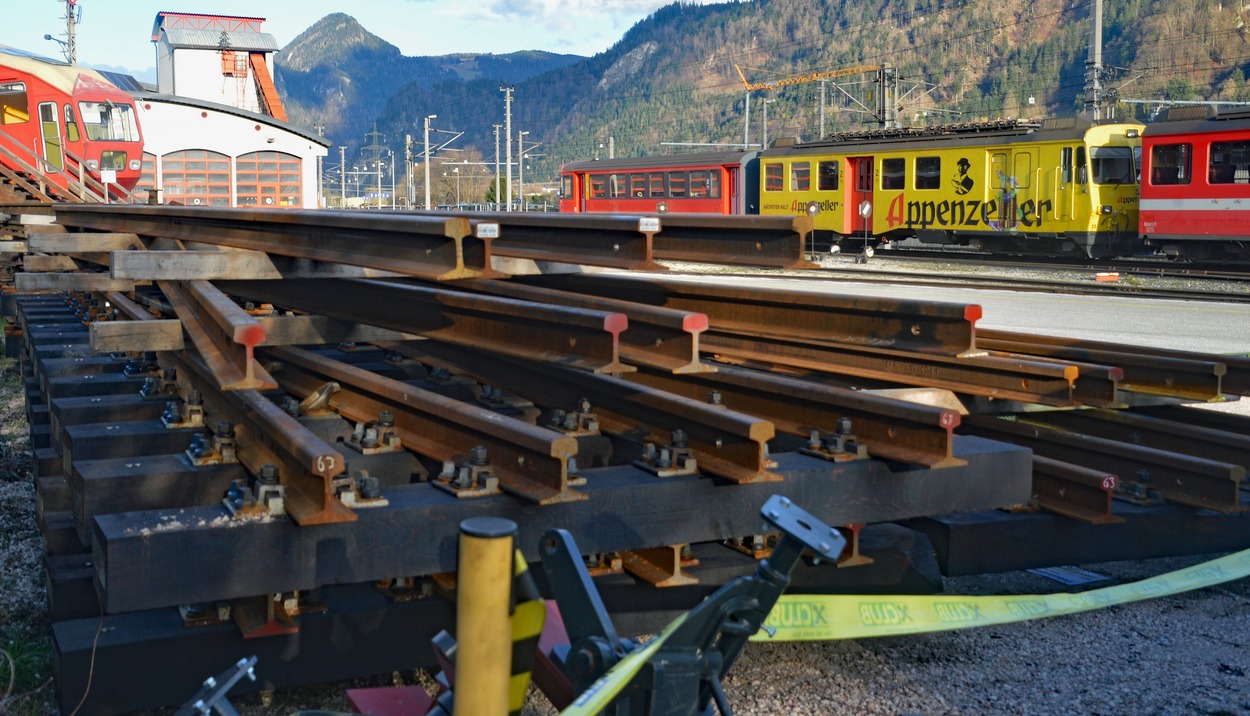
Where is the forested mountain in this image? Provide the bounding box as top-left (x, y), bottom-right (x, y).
top-left (276, 0), bottom-right (1250, 201)
top-left (274, 13), bottom-right (582, 155)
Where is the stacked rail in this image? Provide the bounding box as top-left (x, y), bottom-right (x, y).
top-left (0, 205), bottom-right (1247, 713)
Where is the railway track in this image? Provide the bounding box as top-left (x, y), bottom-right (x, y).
top-left (1, 206), bottom-right (1248, 713)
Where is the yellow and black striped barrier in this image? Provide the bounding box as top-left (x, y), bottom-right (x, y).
top-left (508, 548), bottom-right (547, 716)
top-left (559, 547), bottom-right (1250, 715)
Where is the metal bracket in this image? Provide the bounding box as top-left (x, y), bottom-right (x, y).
top-left (334, 470), bottom-right (390, 509)
top-left (433, 446), bottom-right (502, 498)
top-left (173, 656), bottom-right (257, 716)
top-left (633, 429), bottom-right (698, 477)
top-left (547, 399), bottom-right (602, 437)
top-left (187, 422), bottom-right (240, 466)
top-left (343, 413), bottom-right (403, 455)
top-left (800, 420), bottom-right (869, 463)
top-left (162, 390), bottom-right (206, 430)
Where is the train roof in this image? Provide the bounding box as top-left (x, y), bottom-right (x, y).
top-left (769, 117), bottom-right (1139, 155)
top-left (562, 151), bottom-right (752, 173)
top-left (1142, 105), bottom-right (1250, 138)
top-left (0, 45), bottom-right (119, 97)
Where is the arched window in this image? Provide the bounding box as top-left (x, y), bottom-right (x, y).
top-left (161, 149), bottom-right (231, 206)
top-left (236, 151), bottom-right (301, 208)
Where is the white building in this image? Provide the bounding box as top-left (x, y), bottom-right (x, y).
top-left (119, 12), bottom-right (328, 208)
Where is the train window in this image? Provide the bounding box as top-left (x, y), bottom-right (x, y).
top-left (78, 101), bottom-right (140, 142)
top-left (1076, 146), bottom-right (1087, 183)
top-left (1090, 147), bottom-right (1134, 185)
top-left (991, 153), bottom-right (1007, 188)
top-left (915, 156), bottom-right (941, 190)
top-left (648, 172), bottom-right (665, 197)
top-left (560, 174), bottom-right (572, 199)
top-left (1014, 153), bottom-right (1031, 188)
top-left (588, 174), bottom-right (607, 199)
top-left (630, 174), bottom-right (647, 197)
top-left (63, 105), bottom-right (80, 143)
top-left (818, 161), bottom-right (838, 191)
top-left (689, 170), bottom-right (711, 197)
top-left (1061, 147), bottom-right (1073, 184)
top-left (1209, 140), bottom-right (1250, 184)
top-left (1149, 143), bottom-right (1191, 185)
top-left (881, 158), bottom-right (905, 190)
top-left (609, 174), bottom-right (629, 199)
top-left (707, 171), bottom-right (721, 198)
top-left (763, 163), bottom-right (783, 192)
top-left (669, 171), bottom-right (688, 197)
top-left (788, 162), bottom-right (810, 192)
top-left (0, 82), bottom-right (28, 124)
top-left (238, 151), bottom-right (301, 207)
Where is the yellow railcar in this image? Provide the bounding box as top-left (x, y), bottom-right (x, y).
top-left (758, 118), bottom-right (1143, 258)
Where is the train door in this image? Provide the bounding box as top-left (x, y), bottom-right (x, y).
top-left (988, 150), bottom-right (1034, 230)
top-left (849, 156), bottom-right (873, 233)
top-left (726, 165), bottom-right (738, 214)
top-left (1055, 146), bottom-right (1074, 220)
top-left (37, 101), bottom-right (63, 171)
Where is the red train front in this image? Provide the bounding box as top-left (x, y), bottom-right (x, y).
top-left (1140, 106), bottom-right (1250, 261)
top-left (0, 45), bottom-right (143, 201)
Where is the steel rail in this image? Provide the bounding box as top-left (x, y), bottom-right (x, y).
top-left (50, 204), bottom-right (493, 281)
top-left (1031, 455), bottom-right (1122, 525)
top-left (701, 332), bottom-right (1092, 406)
top-left (524, 273), bottom-right (982, 356)
top-left (977, 328), bottom-right (1243, 400)
top-left (387, 342), bottom-right (781, 484)
top-left (162, 351), bottom-right (354, 525)
top-left (450, 278), bottom-right (712, 374)
top-left (1021, 408), bottom-right (1250, 471)
top-left (649, 213), bottom-right (816, 269)
top-left (961, 414), bottom-right (1244, 513)
top-left (621, 361), bottom-right (965, 468)
top-left (262, 346), bottom-right (585, 505)
top-left (215, 277), bottom-right (631, 374)
top-left (159, 280), bottom-right (276, 392)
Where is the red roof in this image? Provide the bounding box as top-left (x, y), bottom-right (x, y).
top-left (151, 12), bottom-right (266, 40)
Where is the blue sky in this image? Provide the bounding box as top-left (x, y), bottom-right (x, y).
top-left (0, 0), bottom-right (705, 80)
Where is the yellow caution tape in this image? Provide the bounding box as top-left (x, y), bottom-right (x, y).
top-left (561, 547), bottom-right (1250, 714)
top-left (754, 547), bottom-right (1250, 642)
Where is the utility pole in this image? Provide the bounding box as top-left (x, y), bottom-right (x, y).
top-left (517, 130), bottom-right (529, 212)
top-left (423, 114), bottom-right (437, 210)
top-left (1084, 0), bottom-right (1104, 122)
top-left (501, 86), bottom-right (514, 211)
top-left (404, 134), bottom-right (412, 207)
top-left (762, 98), bottom-right (775, 149)
top-left (339, 146), bottom-right (346, 207)
top-left (492, 124), bottom-right (502, 210)
top-left (314, 124), bottom-right (325, 207)
top-left (743, 90), bottom-right (750, 150)
top-left (63, 0), bottom-right (77, 64)
top-left (819, 80), bottom-right (827, 137)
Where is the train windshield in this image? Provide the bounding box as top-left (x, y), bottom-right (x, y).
top-left (77, 100), bottom-right (140, 142)
top-left (1089, 146), bottom-right (1136, 185)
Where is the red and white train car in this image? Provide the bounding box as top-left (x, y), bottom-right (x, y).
top-left (1140, 106), bottom-right (1250, 260)
top-left (0, 45), bottom-right (144, 200)
top-left (559, 151), bottom-right (759, 215)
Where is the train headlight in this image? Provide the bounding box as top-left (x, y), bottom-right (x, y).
top-left (86, 159), bottom-right (98, 170)
top-left (129, 159), bottom-right (141, 171)
top-left (1100, 205), bottom-right (1113, 215)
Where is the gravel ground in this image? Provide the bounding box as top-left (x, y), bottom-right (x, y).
top-left (2, 258), bottom-right (1248, 714)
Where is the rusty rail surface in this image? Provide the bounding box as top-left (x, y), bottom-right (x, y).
top-left (263, 346), bottom-right (585, 505)
top-left (648, 213), bottom-right (816, 269)
top-left (216, 277), bottom-right (632, 374)
top-left (159, 280), bottom-right (276, 392)
top-left (388, 342), bottom-right (781, 484)
top-left (962, 414), bottom-right (1244, 513)
top-left (1032, 455), bottom-right (1123, 525)
top-left (50, 204), bottom-right (492, 281)
top-left (525, 274), bottom-right (982, 356)
top-left (623, 361), bottom-right (965, 468)
top-left (977, 329), bottom-right (1232, 401)
top-left (451, 278), bottom-right (712, 374)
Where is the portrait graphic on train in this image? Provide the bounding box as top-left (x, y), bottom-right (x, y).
top-left (952, 157), bottom-right (974, 195)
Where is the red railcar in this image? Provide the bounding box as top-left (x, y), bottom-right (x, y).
top-left (559, 151), bottom-right (759, 215)
top-left (1140, 106), bottom-right (1250, 260)
top-left (0, 45), bottom-right (143, 200)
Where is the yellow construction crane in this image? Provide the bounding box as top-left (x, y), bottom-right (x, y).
top-left (734, 64), bottom-right (882, 92)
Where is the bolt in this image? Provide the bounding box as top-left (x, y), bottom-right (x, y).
top-left (708, 389), bottom-right (722, 405)
top-left (377, 410), bottom-right (394, 428)
top-left (1137, 468), bottom-right (1151, 484)
top-left (186, 390), bottom-right (202, 406)
top-left (671, 429), bottom-right (688, 449)
top-left (577, 398), bottom-right (591, 413)
top-left (837, 417), bottom-right (853, 435)
top-left (361, 427), bottom-right (379, 449)
top-left (550, 409), bottom-right (567, 427)
top-left (217, 421), bottom-right (235, 438)
top-left (163, 367), bottom-right (177, 381)
top-left (257, 464), bottom-right (279, 485)
top-left (469, 445), bottom-right (489, 466)
top-left (358, 473), bottom-right (381, 500)
top-left (183, 603), bottom-right (208, 619)
top-left (657, 448), bottom-right (672, 469)
top-left (163, 401), bottom-right (182, 422)
top-left (808, 430), bottom-right (823, 451)
top-left (567, 457), bottom-right (580, 477)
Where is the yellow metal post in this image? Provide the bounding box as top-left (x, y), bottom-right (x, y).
top-left (454, 517), bottom-right (517, 716)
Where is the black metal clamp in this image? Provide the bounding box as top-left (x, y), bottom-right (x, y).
top-left (540, 494), bottom-right (846, 715)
